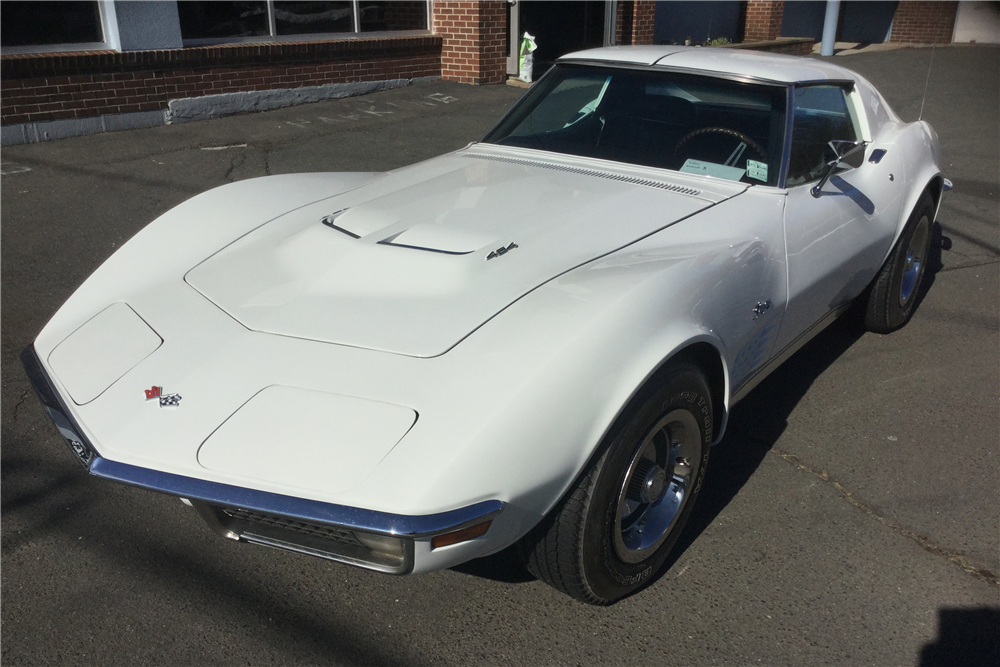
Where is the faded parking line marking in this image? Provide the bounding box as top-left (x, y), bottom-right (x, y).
top-left (1, 163), bottom-right (32, 175)
top-left (282, 93), bottom-right (460, 129)
top-left (201, 144), bottom-right (248, 151)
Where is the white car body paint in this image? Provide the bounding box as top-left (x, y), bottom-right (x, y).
top-left (27, 47), bottom-right (944, 576)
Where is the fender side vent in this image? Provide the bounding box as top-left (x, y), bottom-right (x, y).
top-left (468, 154), bottom-right (701, 196)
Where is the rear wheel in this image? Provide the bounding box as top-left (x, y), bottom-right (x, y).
top-left (864, 192), bottom-right (935, 333)
top-left (520, 363), bottom-right (712, 604)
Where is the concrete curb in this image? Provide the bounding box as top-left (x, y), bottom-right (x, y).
top-left (1, 76), bottom-right (441, 146)
top-left (164, 76), bottom-right (440, 124)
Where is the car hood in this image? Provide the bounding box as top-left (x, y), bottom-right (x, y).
top-left (186, 146), bottom-right (743, 357)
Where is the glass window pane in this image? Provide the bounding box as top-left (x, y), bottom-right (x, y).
top-left (360, 1), bottom-right (428, 32)
top-left (274, 1), bottom-right (355, 35)
top-left (1, 1), bottom-right (103, 47)
top-left (178, 1), bottom-right (269, 40)
top-left (484, 65), bottom-right (786, 186)
top-left (787, 85), bottom-right (859, 185)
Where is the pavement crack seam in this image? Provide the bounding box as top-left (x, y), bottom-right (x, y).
top-left (769, 447), bottom-right (999, 589)
top-left (939, 257), bottom-right (1000, 273)
top-left (11, 389), bottom-right (31, 425)
top-left (223, 151), bottom-right (246, 182)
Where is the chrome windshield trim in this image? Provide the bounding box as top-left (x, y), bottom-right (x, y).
top-left (554, 59), bottom-right (794, 87)
top-left (89, 458), bottom-right (504, 538)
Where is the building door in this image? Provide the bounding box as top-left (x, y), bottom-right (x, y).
top-left (509, 1), bottom-right (616, 78)
top-left (506, 1), bottom-right (520, 75)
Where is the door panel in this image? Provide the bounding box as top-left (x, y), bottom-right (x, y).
top-left (777, 148), bottom-right (903, 352)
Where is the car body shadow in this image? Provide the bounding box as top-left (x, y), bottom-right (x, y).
top-left (919, 607), bottom-right (1000, 667)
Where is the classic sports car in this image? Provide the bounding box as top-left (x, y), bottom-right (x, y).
top-left (23, 46), bottom-right (947, 604)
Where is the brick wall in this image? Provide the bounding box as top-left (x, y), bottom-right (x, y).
top-left (0, 37), bottom-right (441, 126)
top-left (889, 1), bottom-right (958, 44)
top-left (744, 0), bottom-right (784, 42)
top-left (432, 1), bottom-right (506, 85)
top-left (614, 1), bottom-right (655, 46)
top-left (631, 1), bottom-right (656, 45)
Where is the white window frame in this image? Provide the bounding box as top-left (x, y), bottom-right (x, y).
top-left (1, 0), bottom-right (121, 55)
top-left (181, 0), bottom-right (431, 47)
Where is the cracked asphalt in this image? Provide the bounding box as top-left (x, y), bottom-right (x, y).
top-left (2, 46), bottom-right (998, 666)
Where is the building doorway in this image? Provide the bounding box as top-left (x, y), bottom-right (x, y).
top-left (507, 1), bottom-right (615, 78)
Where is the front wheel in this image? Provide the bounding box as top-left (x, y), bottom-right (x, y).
top-left (520, 363), bottom-right (712, 604)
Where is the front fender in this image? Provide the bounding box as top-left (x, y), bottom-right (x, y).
top-left (891, 121), bottom-right (944, 247)
top-left (371, 191), bottom-right (786, 544)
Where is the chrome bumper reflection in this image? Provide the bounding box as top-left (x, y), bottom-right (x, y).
top-left (21, 344), bottom-right (503, 575)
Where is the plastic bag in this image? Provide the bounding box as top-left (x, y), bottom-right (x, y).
top-left (519, 32), bottom-right (537, 83)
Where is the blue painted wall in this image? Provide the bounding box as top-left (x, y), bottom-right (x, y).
top-left (654, 1), bottom-right (741, 45)
top-left (782, 1), bottom-right (898, 43)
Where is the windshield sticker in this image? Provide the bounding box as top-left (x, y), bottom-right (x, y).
top-left (679, 159), bottom-right (746, 182)
top-left (746, 159), bottom-right (768, 182)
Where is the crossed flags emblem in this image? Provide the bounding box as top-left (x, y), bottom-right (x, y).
top-left (145, 386), bottom-right (182, 408)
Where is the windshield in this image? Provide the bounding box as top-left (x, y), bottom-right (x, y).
top-left (483, 64), bottom-right (787, 187)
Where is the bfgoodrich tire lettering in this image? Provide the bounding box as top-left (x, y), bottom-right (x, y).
top-left (520, 362), bottom-right (712, 604)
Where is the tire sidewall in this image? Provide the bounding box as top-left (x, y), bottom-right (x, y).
top-left (886, 196), bottom-right (934, 328)
top-left (580, 365), bottom-right (712, 602)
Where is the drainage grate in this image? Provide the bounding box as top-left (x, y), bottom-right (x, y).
top-left (467, 153), bottom-right (701, 196)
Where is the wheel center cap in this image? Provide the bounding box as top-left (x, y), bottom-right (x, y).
top-left (641, 467), bottom-right (667, 503)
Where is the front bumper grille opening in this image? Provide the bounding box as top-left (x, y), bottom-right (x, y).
top-left (222, 508), bottom-right (367, 548)
top-left (193, 503), bottom-right (412, 574)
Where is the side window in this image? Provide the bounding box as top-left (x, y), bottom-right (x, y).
top-left (787, 85), bottom-right (859, 186)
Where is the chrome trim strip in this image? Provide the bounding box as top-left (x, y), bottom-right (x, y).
top-left (731, 303), bottom-right (852, 404)
top-left (555, 59), bottom-right (794, 87)
top-left (778, 85), bottom-right (795, 188)
top-left (89, 458), bottom-right (503, 537)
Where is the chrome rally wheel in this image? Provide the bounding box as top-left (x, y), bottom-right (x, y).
top-left (614, 409), bottom-right (702, 563)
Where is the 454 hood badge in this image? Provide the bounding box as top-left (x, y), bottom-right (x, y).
top-left (145, 385), bottom-right (182, 408)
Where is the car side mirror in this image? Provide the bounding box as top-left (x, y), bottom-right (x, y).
top-left (811, 140), bottom-right (867, 197)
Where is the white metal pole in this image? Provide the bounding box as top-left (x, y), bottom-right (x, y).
top-left (821, 0), bottom-right (840, 56)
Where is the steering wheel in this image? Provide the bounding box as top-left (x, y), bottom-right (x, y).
top-left (673, 127), bottom-right (767, 161)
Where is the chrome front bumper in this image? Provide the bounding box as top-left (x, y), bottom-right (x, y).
top-left (21, 344), bottom-right (503, 574)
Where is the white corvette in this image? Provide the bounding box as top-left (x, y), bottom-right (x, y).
top-left (23, 46), bottom-right (947, 604)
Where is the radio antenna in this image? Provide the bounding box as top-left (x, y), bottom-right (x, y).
top-left (918, 46), bottom-right (935, 121)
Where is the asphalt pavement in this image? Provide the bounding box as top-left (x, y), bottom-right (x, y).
top-left (2, 45), bottom-right (998, 666)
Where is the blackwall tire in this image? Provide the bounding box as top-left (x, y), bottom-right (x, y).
top-left (864, 191), bottom-right (935, 333)
top-left (520, 362), bottom-right (712, 604)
